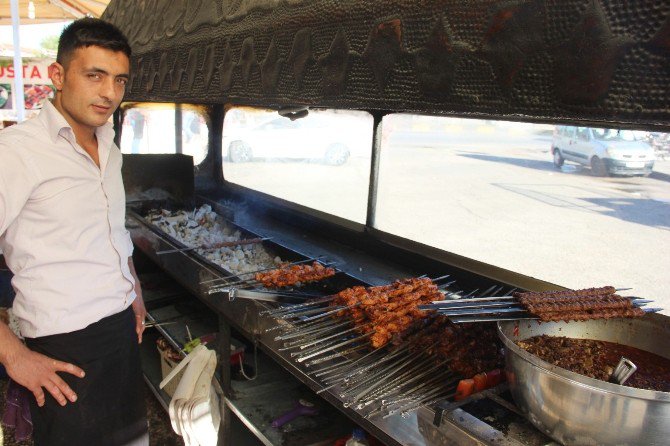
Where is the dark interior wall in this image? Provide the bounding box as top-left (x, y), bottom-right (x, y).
top-left (104, 0), bottom-right (669, 291)
top-left (103, 0), bottom-right (670, 131)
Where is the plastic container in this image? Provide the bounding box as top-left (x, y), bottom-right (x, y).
top-left (345, 428), bottom-right (369, 446)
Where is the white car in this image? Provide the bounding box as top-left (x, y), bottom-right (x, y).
top-left (223, 115), bottom-right (357, 165)
top-left (551, 126), bottom-right (655, 176)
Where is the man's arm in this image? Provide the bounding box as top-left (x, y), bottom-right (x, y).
top-left (0, 142), bottom-right (85, 406)
top-left (0, 321), bottom-right (84, 407)
top-left (128, 257), bottom-right (146, 344)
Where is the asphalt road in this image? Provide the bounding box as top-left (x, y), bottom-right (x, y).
top-left (223, 130), bottom-right (670, 314)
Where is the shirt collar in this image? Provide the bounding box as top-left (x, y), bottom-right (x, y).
top-left (39, 100), bottom-right (116, 148)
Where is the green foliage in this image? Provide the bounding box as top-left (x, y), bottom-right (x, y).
top-left (40, 35), bottom-right (59, 52)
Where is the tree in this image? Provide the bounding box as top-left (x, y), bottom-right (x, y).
top-left (40, 35), bottom-right (59, 53)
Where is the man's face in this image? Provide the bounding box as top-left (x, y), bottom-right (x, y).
top-left (50, 45), bottom-right (129, 131)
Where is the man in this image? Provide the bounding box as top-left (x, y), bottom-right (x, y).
top-left (0, 18), bottom-right (148, 445)
top-left (129, 108), bottom-right (145, 154)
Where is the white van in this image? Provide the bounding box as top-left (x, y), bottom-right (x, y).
top-left (222, 109), bottom-right (371, 166)
top-left (551, 126), bottom-right (655, 176)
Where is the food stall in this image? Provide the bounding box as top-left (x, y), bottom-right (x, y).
top-left (0, 52), bottom-right (54, 126)
top-left (102, 1), bottom-right (670, 445)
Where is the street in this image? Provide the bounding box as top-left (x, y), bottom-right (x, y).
top-left (223, 120), bottom-right (670, 314)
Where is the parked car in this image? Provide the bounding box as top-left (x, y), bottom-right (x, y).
top-left (645, 132), bottom-right (670, 160)
top-left (223, 115), bottom-right (356, 165)
top-left (551, 126), bottom-right (655, 176)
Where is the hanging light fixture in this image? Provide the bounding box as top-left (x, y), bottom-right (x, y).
top-left (28, 1), bottom-right (36, 20)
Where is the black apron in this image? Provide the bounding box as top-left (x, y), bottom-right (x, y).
top-left (25, 306), bottom-right (148, 446)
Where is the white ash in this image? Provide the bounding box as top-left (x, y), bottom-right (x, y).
top-left (126, 187), bottom-right (173, 202)
top-left (147, 204), bottom-right (283, 275)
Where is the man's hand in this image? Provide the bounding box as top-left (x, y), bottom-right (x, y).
top-left (128, 256), bottom-right (146, 344)
top-left (5, 343), bottom-right (85, 407)
top-left (131, 295), bottom-right (146, 344)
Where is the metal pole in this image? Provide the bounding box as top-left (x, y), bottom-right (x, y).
top-left (10, 0), bottom-right (26, 122)
top-left (365, 112), bottom-right (384, 228)
top-left (175, 104), bottom-right (183, 154)
top-left (216, 313), bottom-right (232, 446)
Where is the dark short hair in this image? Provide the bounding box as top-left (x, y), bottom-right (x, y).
top-left (57, 18), bottom-right (131, 66)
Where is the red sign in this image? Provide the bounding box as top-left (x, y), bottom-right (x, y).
top-left (0, 61), bottom-right (51, 83)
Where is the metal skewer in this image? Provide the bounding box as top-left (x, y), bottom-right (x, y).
top-left (261, 296), bottom-right (335, 316)
top-left (278, 322), bottom-right (356, 350)
top-left (338, 351), bottom-right (423, 399)
top-left (143, 321), bottom-right (179, 328)
top-left (275, 319), bottom-right (347, 341)
top-left (199, 257), bottom-right (325, 284)
top-left (300, 303), bottom-right (360, 323)
top-left (429, 294), bottom-right (648, 308)
top-left (477, 285), bottom-right (499, 298)
top-left (349, 358), bottom-right (440, 405)
top-left (295, 324), bottom-right (369, 351)
top-left (449, 306), bottom-right (662, 323)
top-left (208, 261), bottom-right (340, 292)
top-left (381, 389), bottom-right (457, 420)
top-left (366, 372), bottom-right (456, 415)
top-left (207, 279), bottom-right (261, 291)
top-left (312, 346), bottom-right (390, 379)
top-left (430, 299), bottom-right (655, 313)
top-left (296, 332), bottom-right (375, 362)
top-left (320, 346), bottom-right (411, 386)
top-left (436, 307), bottom-right (529, 316)
top-left (429, 287), bottom-right (635, 306)
top-left (277, 306), bottom-right (344, 319)
top-left (437, 280), bottom-right (458, 291)
top-left (280, 312), bottom-right (343, 329)
top-left (360, 361), bottom-right (446, 405)
top-left (429, 274), bottom-right (451, 283)
top-left (304, 345), bottom-right (368, 367)
top-left (420, 301), bottom-right (518, 311)
top-left (156, 237), bottom-right (270, 255)
top-left (450, 314), bottom-right (536, 323)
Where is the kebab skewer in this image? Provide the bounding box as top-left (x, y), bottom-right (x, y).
top-left (425, 287), bottom-right (657, 323)
top-left (255, 261), bottom-right (336, 288)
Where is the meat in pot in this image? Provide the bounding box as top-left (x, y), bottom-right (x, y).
top-left (517, 335), bottom-right (670, 392)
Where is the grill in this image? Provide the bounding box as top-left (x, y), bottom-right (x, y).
top-left (127, 197), bottom-right (563, 445)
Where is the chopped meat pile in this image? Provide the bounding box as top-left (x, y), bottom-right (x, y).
top-left (404, 316), bottom-right (504, 378)
top-left (517, 335), bottom-right (670, 392)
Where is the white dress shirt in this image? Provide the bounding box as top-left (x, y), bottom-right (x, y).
top-left (0, 101), bottom-right (136, 338)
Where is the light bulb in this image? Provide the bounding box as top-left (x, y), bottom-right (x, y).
top-left (28, 1), bottom-right (36, 20)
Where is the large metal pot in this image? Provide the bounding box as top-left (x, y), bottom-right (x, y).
top-left (498, 314), bottom-right (670, 445)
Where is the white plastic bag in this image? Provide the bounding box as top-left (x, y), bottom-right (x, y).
top-left (160, 344), bottom-right (220, 445)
